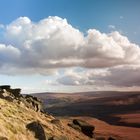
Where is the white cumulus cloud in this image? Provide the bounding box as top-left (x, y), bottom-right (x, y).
top-left (0, 16), bottom-right (140, 80)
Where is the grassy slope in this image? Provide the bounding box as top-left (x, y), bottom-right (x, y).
top-left (0, 98), bottom-right (94, 140)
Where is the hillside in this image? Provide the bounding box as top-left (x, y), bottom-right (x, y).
top-left (0, 85), bottom-right (99, 140)
top-left (32, 91), bottom-right (140, 127)
top-left (31, 91), bottom-right (140, 140)
top-left (1, 86), bottom-right (140, 140)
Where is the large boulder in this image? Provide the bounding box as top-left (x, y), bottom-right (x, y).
top-left (51, 119), bottom-right (61, 125)
top-left (26, 121), bottom-right (46, 140)
top-left (51, 119), bottom-right (63, 128)
top-left (68, 119), bottom-right (95, 138)
top-left (73, 119), bottom-right (95, 137)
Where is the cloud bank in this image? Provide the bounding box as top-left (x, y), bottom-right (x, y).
top-left (0, 16), bottom-right (140, 89)
top-left (57, 66), bottom-right (140, 88)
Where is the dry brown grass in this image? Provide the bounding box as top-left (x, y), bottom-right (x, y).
top-left (0, 98), bottom-right (95, 140)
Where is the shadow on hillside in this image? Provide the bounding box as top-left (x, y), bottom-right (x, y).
top-left (45, 102), bottom-right (140, 128)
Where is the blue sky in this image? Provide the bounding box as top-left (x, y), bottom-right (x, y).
top-left (0, 0), bottom-right (140, 38)
top-left (0, 0), bottom-right (140, 93)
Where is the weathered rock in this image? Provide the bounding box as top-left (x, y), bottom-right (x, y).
top-left (10, 88), bottom-right (21, 97)
top-left (0, 85), bottom-right (10, 91)
top-left (72, 119), bottom-right (95, 138)
top-left (26, 121), bottom-right (46, 140)
top-left (0, 85), bottom-right (42, 112)
top-left (4, 96), bottom-right (14, 102)
top-left (25, 95), bottom-right (31, 98)
top-left (68, 123), bottom-right (81, 131)
top-left (25, 95), bottom-right (42, 111)
top-left (51, 119), bottom-right (64, 129)
top-left (0, 85), bottom-right (22, 100)
top-left (25, 95), bottom-right (41, 102)
top-left (0, 88), bottom-right (14, 101)
top-left (51, 119), bottom-right (61, 125)
top-left (68, 119), bottom-right (95, 138)
top-left (108, 137), bottom-right (116, 140)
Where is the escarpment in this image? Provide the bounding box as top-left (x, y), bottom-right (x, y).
top-left (0, 85), bottom-right (42, 112)
top-left (0, 85), bottom-right (97, 140)
top-left (0, 85), bottom-right (118, 140)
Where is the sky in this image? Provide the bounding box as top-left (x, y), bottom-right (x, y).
top-left (0, 0), bottom-right (140, 93)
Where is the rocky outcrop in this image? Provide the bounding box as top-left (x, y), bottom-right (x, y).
top-left (25, 95), bottom-right (42, 111)
top-left (68, 119), bottom-right (95, 138)
top-left (10, 88), bottom-right (21, 98)
top-left (0, 85), bottom-right (41, 112)
top-left (0, 85), bottom-right (21, 98)
top-left (0, 85), bottom-right (11, 91)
